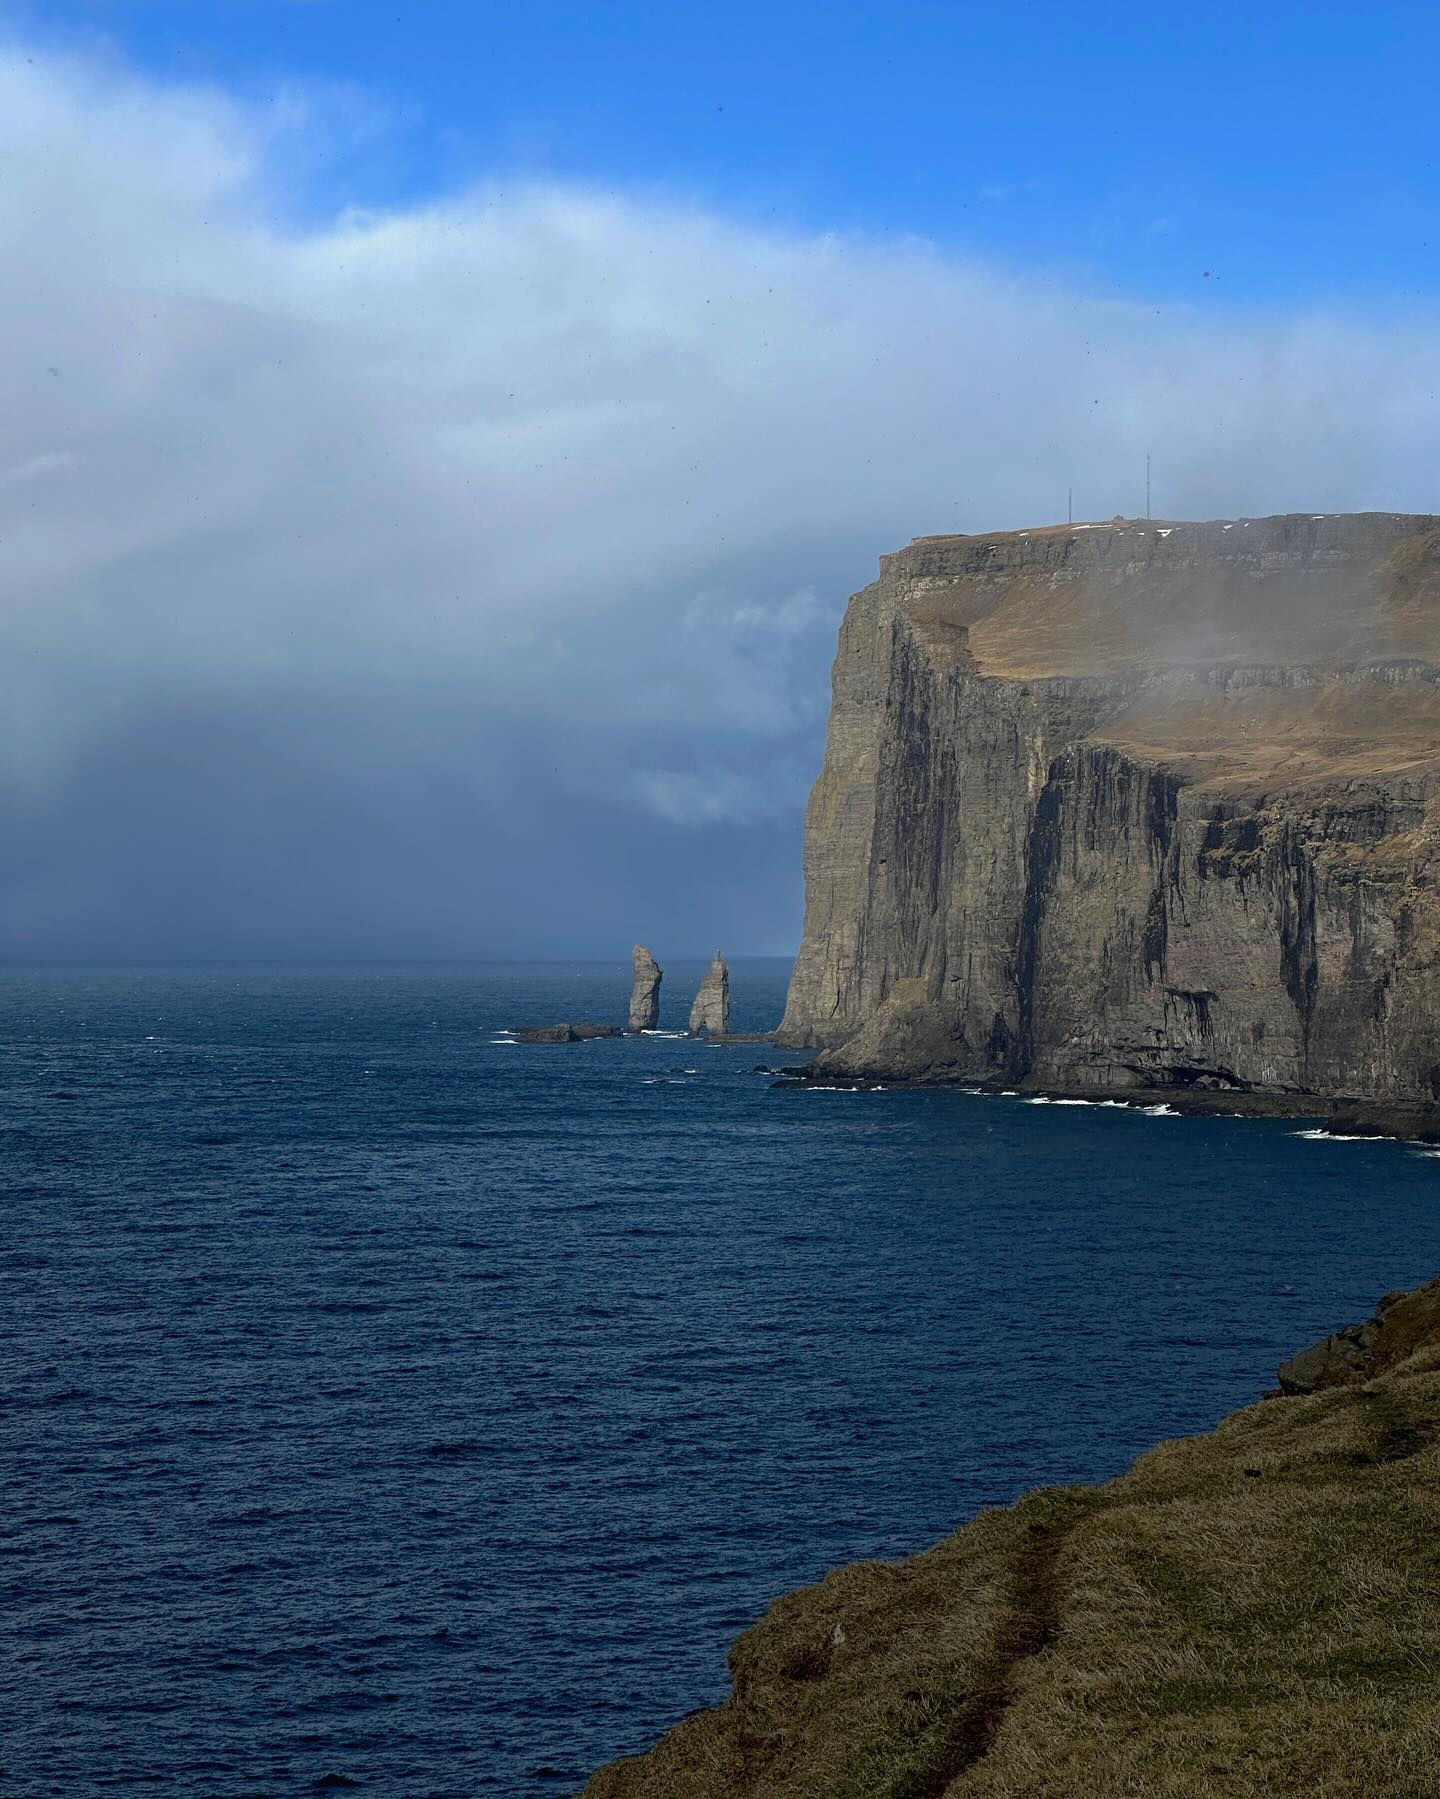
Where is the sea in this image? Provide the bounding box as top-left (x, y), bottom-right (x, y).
top-left (4, 959), bottom-right (1439, 1798)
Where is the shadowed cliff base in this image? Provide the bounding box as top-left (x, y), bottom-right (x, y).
top-left (778, 513), bottom-right (1440, 1105)
top-left (581, 1279), bottom-right (1440, 1798)
top-left (769, 1070), bottom-right (1440, 1142)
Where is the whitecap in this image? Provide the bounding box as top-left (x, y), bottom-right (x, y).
top-left (1027, 1095), bottom-right (1128, 1108)
top-left (1143, 1103), bottom-right (1179, 1116)
top-left (1294, 1128), bottom-right (1372, 1142)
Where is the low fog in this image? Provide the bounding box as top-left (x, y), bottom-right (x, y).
top-left (5, 45), bottom-right (1440, 957)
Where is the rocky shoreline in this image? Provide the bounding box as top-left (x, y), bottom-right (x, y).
top-left (773, 1064), bottom-right (1440, 1141)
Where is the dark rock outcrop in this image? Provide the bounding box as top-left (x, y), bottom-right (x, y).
top-left (687, 953), bottom-right (730, 1037)
top-left (629, 946), bottom-right (663, 1032)
top-left (1326, 1098), bottom-right (1440, 1142)
top-left (1277, 1287), bottom-right (1414, 1392)
top-left (778, 514), bottom-right (1440, 1099)
top-left (512, 1023), bottom-right (622, 1044)
top-left (1277, 1319), bottom-right (1378, 1394)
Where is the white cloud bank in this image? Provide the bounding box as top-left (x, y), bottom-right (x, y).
top-left (3, 42), bottom-right (1440, 951)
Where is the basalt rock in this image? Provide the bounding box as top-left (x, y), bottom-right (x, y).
top-left (512, 1022), bottom-right (622, 1044)
top-left (629, 946), bottom-right (663, 1033)
top-left (1277, 1286), bottom-right (1419, 1392)
top-left (778, 513), bottom-right (1440, 1099)
top-left (687, 953), bottom-right (730, 1037)
top-left (1326, 1098), bottom-right (1440, 1142)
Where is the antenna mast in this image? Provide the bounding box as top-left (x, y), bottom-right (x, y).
top-left (1068, 485), bottom-right (1072, 525)
top-left (1146, 453), bottom-right (1152, 520)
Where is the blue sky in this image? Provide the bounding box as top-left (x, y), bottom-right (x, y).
top-left (2, 5), bottom-right (1440, 958)
top-left (21, 0), bottom-right (1440, 303)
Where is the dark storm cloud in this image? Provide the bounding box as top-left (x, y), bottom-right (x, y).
top-left (4, 46), bottom-right (1440, 955)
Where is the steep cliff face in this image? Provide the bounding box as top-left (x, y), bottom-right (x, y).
top-left (778, 514), bottom-right (1440, 1097)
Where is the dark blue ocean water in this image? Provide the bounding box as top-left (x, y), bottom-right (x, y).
top-left (4, 960), bottom-right (1439, 1798)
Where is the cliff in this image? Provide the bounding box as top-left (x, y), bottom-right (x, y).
top-left (583, 1277), bottom-right (1440, 1797)
top-left (777, 513), bottom-right (1440, 1099)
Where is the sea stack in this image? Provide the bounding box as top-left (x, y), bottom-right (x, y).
top-left (687, 953), bottom-right (730, 1037)
top-left (628, 945), bottom-right (663, 1032)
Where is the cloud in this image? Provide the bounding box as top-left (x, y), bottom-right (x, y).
top-left (630, 767), bottom-right (798, 827)
top-left (3, 41), bottom-right (1440, 954)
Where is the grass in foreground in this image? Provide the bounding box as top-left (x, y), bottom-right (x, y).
top-left (582, 1281), bottom-right (1440, 1798)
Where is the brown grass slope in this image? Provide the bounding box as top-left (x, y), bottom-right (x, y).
top-left (582, 1280), bottom-right (1440, 1798)
top-left (905, 513), bottom-right (1440, 791)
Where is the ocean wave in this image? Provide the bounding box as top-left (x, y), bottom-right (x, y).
top-left (1028, 1095), bottom-right (1137, 1108)
top-left (1143, 1103), bottom-right (1179, 1116)
top-left (1294, 1128), bottom-right (1372, 1142)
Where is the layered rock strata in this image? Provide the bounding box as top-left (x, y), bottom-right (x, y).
top-left (778, 513), bottom-right (1440, 1098)
top-left (629, 946), bottom-right (663, 1032)
top-left (687, 953), bottom-right (731, 1037)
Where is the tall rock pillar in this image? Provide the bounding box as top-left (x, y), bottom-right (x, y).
top-left (688, 953), bottom-right (730, 1037)
top-left (629, 946), bottom-right (663, 1031)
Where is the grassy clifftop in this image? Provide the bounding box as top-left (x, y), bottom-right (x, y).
top-left (582, 1280), bottom-right (1440, 1798)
